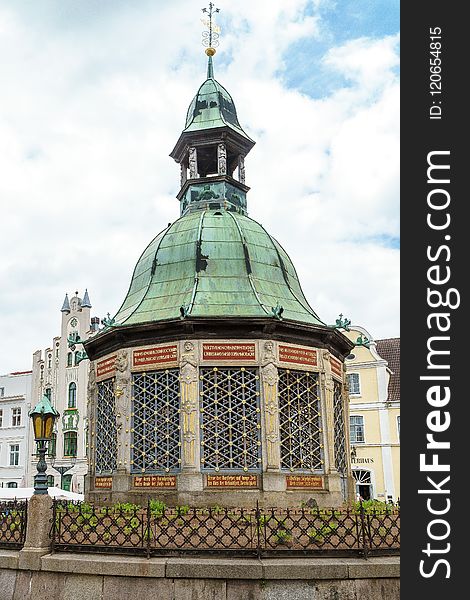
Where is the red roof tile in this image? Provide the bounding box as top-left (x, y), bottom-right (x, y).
top-left (376, 338), bottom-right (400, 403)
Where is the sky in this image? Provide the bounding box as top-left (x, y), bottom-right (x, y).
top-left (0, 0), bottom-right (399, 373)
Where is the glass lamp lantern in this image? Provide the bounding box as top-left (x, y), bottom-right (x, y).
top-left (29, 395), bottom-right (60, 494)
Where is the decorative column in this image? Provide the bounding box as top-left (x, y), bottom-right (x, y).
top-left (189, 146), bottom-right (199, 179)
top-left (238, 154), bottom-right (246, 184)
top-left (179, 341), bottom-right (203, 491)
top-left (180, 162), bottom-right (188, 187)
top-left (261, 341), bottom-right (284, 491)
top-left (86, 362), bottom-right (97, 481)
top-left (114, 349), bottom-right (131, 491)
top-left (321, 350), bottom-right (336, 475)
top-left (217, 143), bottom-right (227, 175)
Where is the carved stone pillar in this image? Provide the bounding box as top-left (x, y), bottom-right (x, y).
top-left (114, 349), bottom-right (131, 474)
top-left (188, 147), bottom-right (198, 179)
top-left (180, 342), bottom-right (199, 471)
top-left (217, 143), bottom-right (227, 175)
top-left (180, 162), bottom-right (188, 187)
top-left (238, 154), bottom-right (246, 184)
top-left (86, 362), bottom-right (97, 478)
top-left (321, 350), bottom-right (336, 474)
top-left (179, 342), bottom-right (202, 492)
top-left (261, 363), bottom-right (280, 471)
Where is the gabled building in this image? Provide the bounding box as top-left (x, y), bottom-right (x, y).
top-left (344, 327), bottom-right (400, 501)
top-left (27, 291), bottom-right (99, 493)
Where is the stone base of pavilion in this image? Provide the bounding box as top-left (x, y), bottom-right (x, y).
top-left (85, 471), bottom-right (351, 508)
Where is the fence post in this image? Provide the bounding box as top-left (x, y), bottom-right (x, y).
top-left (146, 499), bottom-right (151, 559)
top-left (255, 500), bottom-right (261, 558)
top-left (358, 500), bottom-right (369, 559)
top-left (18, 493), bottom-right (54, 571)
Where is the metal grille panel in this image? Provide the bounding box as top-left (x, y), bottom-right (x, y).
top-left (131, 369), bottom-right (181, 473)
top-left (333, 380), bottom-right (347, 475)
top-left (200, 367), bottom-right (261, 472)
top-left (96, 378), bottom-right (117, 473)
top-left (278, 369), bottom-right (323, 471)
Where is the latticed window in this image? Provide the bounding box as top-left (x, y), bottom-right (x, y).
top-left (333, 380), bottom-right (347, 475)
top-left (200, 367), bottom-right (261, 472)
top-left (131, 369), bottom-right (181, 474)
top-left (95, 378), bottom-right (117, 473)
top-left (278, 369), bottom-right (323, 472)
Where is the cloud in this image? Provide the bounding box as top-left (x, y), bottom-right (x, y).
top-left (0, 1), bottom-right (399, 372)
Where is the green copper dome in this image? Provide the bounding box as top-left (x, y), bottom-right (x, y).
top-left (113, 209), bottom-right (324, 326)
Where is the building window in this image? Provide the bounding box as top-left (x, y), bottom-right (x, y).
top-left (9, 444), bottom-right (20, 466)
top-left (0, 387), bottom-right (4, 397)
top-left (68, 382), bottom-right (77, 408)
top-left (131, 369), bottom-right (181, 474)
top-left (7, 481), bottom-right (18, 488)
top-left (47, 354), bottom-right (52, 368)
top-left (64, 431), bottom-right (78, 457)
top-left (200, 367), bottom-right (261, 472)
top-left (0, 409), bottom-right (3, 428)
top-left (12, 408), bottom-right (21, 427)
top-left (347, 373), bottom-right (361, 395)
top-left (95, 379), bottom-right (117, 473)
top-left (67, 352), bottom-right (73, 367)
top-left (47, 433), bottom-right (57, 457)
top-left (45, 388), bottom-right (52, 401)
top-left (47, 475), bottom-right (55, 487)
top-left (397, 416), bottom-right (400, 440)
top-left (74, 352), bottom-right (80, 366)
top-left (278, 369), bottom-right (323, 471)
top-left (350, 415), bottom-right (365, 444)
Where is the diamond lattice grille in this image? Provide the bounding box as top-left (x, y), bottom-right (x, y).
top-left (95, 378), bottom-right (117, 473)
top-left (131, 369), bottom-right (181, 473)
top-left (333, 380), bottom-right (347, 475)
top-left (200, 367), bottom-right (261, 472)
top-left (278, 369), bottom-right (323, 471)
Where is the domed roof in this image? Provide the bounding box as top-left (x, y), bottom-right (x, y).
top-left (184, 76), bottom-right (253, 143)
top-left (114, 209), bottom-right (324, 327)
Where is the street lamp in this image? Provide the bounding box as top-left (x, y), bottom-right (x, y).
top-left (29, 395), bottom-right (60, 495)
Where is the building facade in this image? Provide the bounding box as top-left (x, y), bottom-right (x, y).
top-left (27, 291), bottom-right (98, 493)
top-left (344, 327), bottom-right (400, 502)
top-left (0, 371), bottom-right (32, 489)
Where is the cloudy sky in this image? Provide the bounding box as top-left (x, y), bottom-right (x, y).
top-left (0, 0), bottom-right (399, 374)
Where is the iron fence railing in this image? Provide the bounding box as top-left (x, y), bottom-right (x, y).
top-left (0, 500), bottom-right (28, 549)
top-left (50, 500), bottom-right (399, 558)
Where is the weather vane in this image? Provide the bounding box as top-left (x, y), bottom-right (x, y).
top-left (201, 2), bottom-right (220, 56)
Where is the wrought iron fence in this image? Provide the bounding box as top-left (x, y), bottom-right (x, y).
top-left (0, 500), bottom-right (28, 549)
top-left (50, 500), bottom-right (399, 558)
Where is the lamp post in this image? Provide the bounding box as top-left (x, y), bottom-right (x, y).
top-left (29, 395), bottom-right (60, 495)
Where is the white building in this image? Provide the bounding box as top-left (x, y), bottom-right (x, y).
top-left (27, 291), bottom-right (99, 493)
top-left (0, 371), bottom-right (32, 489)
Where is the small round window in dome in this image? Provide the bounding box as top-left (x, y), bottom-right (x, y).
top-left (214, 211), bottom-right (223, 216)
top-left (346, 353), bottom-right (355, 360)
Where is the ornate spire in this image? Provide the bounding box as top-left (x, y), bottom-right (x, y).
top-left (60, 293), bottom-right (70, 313)
top-left (82, 289), bottom-right (92, 308)
top-left (201, 3), bottom-right (220, 78)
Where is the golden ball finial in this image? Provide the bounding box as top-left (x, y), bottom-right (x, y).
top-left (205, 47), bottom-right (216, 57)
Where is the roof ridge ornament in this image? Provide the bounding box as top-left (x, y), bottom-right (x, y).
top-left (201, 2), bottom-right (220, 78)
